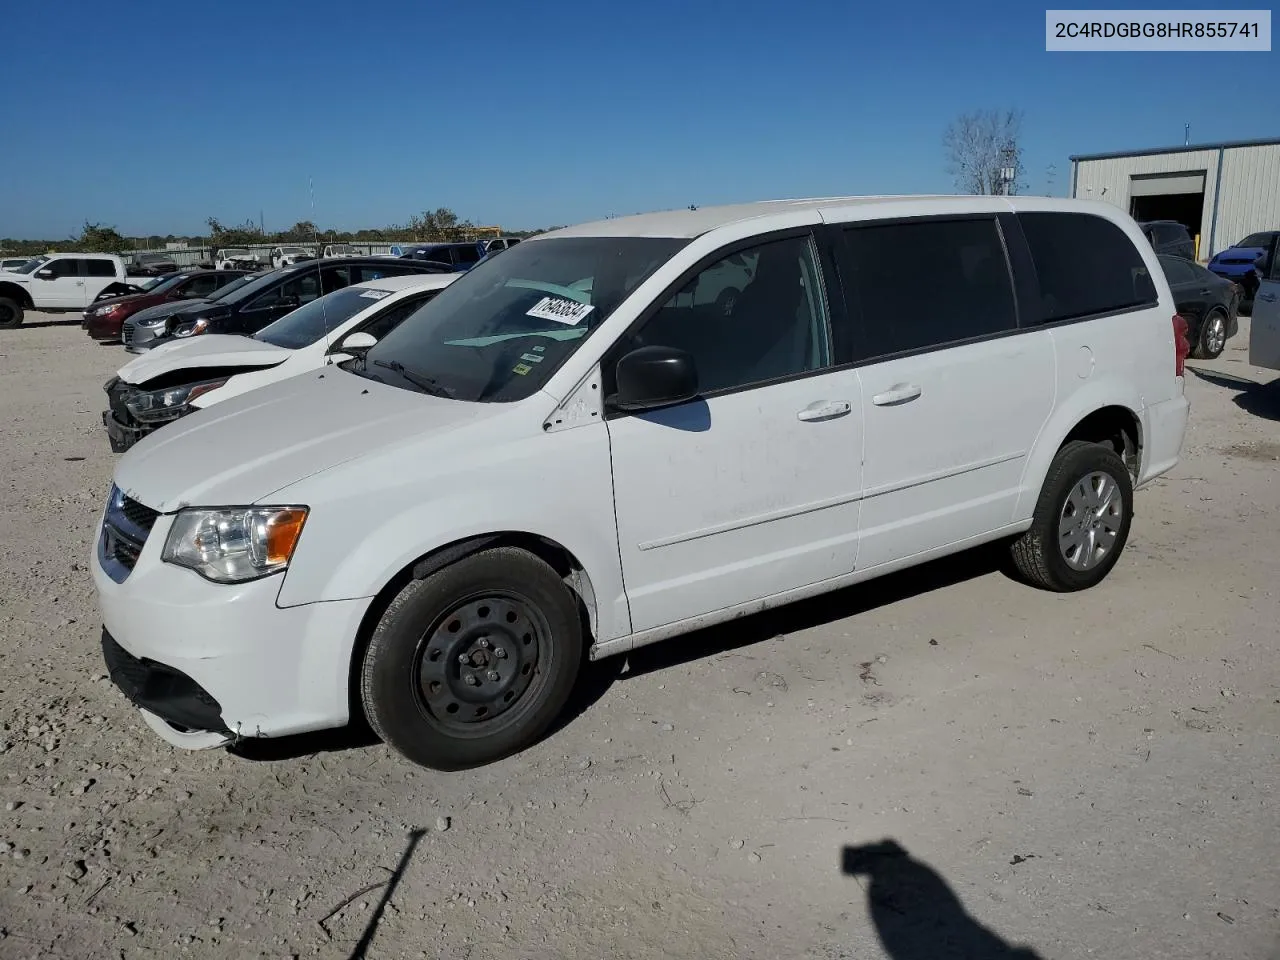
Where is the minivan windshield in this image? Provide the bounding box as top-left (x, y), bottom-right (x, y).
top-left (254, 285), bottom-right (393, 350)
top-left (355, 237), bottom-right (687, 402)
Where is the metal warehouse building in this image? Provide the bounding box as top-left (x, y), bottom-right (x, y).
top-left (1070, 136), bottom-right (1280, 262)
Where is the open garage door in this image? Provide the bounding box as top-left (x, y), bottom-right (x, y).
top-left (1129, 172), bottom-right (1206, 256)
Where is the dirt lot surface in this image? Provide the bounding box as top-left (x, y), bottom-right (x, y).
top-left (1, 312), bottom-right (1278, 960)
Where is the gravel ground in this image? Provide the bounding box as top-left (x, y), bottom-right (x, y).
top-left (1, 312), bottom-right (1278, 960)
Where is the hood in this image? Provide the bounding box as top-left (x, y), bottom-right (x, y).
top-left (113, 371), bottom-right (507, 512)
top-left (118, 334), bottom-right (291, 386)
top-left (1212, 245), bottom-right (1267, 264)
top-left (90, 290), bottom-right (165, 313)
top-left (128, 298), bottom-right (215, 324)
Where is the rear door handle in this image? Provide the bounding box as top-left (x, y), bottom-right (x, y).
top-left (871, 383), bottom-right (922, 406)
top-left (796, 400), bottom-right (851, 422)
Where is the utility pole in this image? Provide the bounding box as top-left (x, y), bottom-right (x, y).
top-left (1184, 123), bottom-right (1190, 146)
top-left (998, 142), bottom-right (1017, 196)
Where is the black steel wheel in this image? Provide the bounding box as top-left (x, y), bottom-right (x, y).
top-left (361, 547), bottom-right (582, 770)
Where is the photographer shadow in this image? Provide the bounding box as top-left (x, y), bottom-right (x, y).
top-left (843, 840), bottom-right (1042, 960)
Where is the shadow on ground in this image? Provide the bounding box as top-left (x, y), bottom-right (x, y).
top-left (13, 317), bottom-right (84, 330)
top-left (1189, 366), bottom-right (1280, 421)
top-left (843, 840), bottom-right (1041, 959)
top-left (233, 543), bottom-right (1010, 763)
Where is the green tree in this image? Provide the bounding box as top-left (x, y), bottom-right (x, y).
top-left (75, 221), bottom-right (127, 253)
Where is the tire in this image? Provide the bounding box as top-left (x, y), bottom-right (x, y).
top-left (1191, 308), bottom-right (1228, 360)
top-left (0, 297), bottom-right (23, 329)
top-left (360, 547), bottom-right (583, 770)
top-left (1009, 440), bottom-right (1133, 592)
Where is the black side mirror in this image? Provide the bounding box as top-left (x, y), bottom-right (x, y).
top-left (608, 345), bottom-right (698, 412)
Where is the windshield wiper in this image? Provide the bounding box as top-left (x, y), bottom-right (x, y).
top-left (373, 359), bottom-right (457, 398)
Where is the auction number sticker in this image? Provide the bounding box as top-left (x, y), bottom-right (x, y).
top-left (360, 289), bottom-right (392, 300)
top-left (527, 296), bottom-right (594, 325)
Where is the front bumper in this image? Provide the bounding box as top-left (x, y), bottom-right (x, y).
top-left (102, 410), bottom-right (151, 453)
top-left (85, 312), bottom-right (128, 340)
top-left (91, 507), bottom-right (371, 747)
top-left (122, 320), bottom-right (167, 353)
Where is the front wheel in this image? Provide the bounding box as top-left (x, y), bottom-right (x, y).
top-left (1009, 440), bottom-right (1133, 592)
top-left (360, 547), bottom-right (583, 770)
top-left (0, 297), bottom-right (24, 329)
top-left (1191, 309), bottom-right (1228, 360)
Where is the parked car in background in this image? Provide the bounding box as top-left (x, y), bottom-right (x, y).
top-left (1138, 220), bottom-right (1194, 261)
top-left (83, 270), bottom-right (253, 341)
top-left (322, 243), bottom-right (358, 259)
top-left (481, 237), bottom-right (523, 254)
top-left (91, 196), bottom-right (1189, 770)
top-left (102, 273), bottom-right (457, 451)
top-left (1157, 255), bottom-right (1240, 360)
top-left (215, 248), bottom-right (262, 270)
top-left (398, 241), bottom-right (485, 272)
top-left (121, 273), bottom-right (263, 352)
top-left (1, 257), bottom-right (33, 272)
top-left (271, 246), bottom-right (315, 268)
top-left (1209, 231), bottom-right (1278, 308)
top-left (122, 257), bottom-right (451, 352)
top-left (1246, 235), bottom-right (1280, 370)
top-left (0, 253), bottom-right (156, 328)
top-left (129, 253), bottom-right (180, 277)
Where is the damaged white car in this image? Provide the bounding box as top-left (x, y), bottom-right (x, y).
top-left (101, 273), bottom-right (456, 452)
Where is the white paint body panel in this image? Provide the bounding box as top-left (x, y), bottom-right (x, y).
top-left (607, 369), bottom-right (863, 632)
top-left (92, 194), bottom-right (1191, 745)
top-left (1249, 277), bottom-right (1280, 370)
top-left (854, 334), bottom-right (1055, 569)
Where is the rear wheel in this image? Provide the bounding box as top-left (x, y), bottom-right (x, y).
top-left (0, 297), bottom-right (23, 329)
top-left (1009, 440), bottom-right (1133, 592)
top-left (1191, 308), bottom-right (1228, 360)
top-left (360, 547), bottom-right (583, 770)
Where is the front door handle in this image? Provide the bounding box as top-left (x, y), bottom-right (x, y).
top-left (871, 383), bottom-right (922, 406)
top-left (796, 400), bottom-right (851, 422)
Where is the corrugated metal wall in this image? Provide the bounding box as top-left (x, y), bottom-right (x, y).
top-left (1215, 144), bottom-right (1280, 253)
top-left (1071, 149), bottom-right (1219, 258)
top-left (1072, 145), bottom-right (1280, 260)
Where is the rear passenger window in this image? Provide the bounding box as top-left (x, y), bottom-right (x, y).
top-left (843, 218), bottom-right (1016, 357)
top-left (85, 259), bottom-right (116, 277)
top-left (453, 245), bottom-right (481, 265)
top-left (1019, 212), bottom-right (1157, 323)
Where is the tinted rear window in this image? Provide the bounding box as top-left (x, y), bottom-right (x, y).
top-left (1018, 212), bottom-right (1157, 323)
top-left (843, 217), bottom-right (1017, 357)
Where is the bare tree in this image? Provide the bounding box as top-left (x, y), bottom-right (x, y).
top-left (943, 109), bottom-right (1026, 195)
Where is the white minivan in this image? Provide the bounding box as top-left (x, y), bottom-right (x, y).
top-left (92, 196), bottom-right (1191, 770)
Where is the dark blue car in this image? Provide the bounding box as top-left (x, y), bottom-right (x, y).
top-left (1208, 231), bottom-right (1278, 304)
top-left (396, 242), bottom-right (486, 272)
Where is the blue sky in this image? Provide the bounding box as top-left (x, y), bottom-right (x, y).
top-left (2, 0), bottom-right (1274, 238)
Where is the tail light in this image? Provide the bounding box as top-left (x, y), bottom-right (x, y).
top-left (1172, 314), bottom-right (1190, 377)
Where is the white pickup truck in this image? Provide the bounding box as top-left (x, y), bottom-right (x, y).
top-left (0, 253), bottom-right (155, 328)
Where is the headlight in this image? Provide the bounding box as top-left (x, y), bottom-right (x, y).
top-left (173, 317), bottom-right (210, 338)
top-left (125, 379), bottom-right (227, 422)
top-left (163, 506), bottom-right (308, 582)
top-left (93, 302), bottom-right (124, 316)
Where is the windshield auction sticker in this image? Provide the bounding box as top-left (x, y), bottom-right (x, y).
top-left (526, 296), bottom-right (594, 325)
